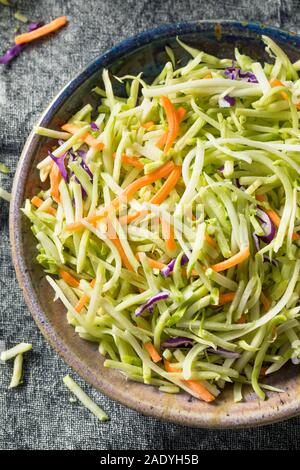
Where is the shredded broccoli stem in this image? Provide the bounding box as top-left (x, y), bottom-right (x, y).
top-left (63, 375), bottom-right (109, 422)
top-left (9, 354), bottom-right (23, 389)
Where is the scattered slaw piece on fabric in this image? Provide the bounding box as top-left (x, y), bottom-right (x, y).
top-left (0, 187), bottom-right (11, 201)
top-left (0, 342), bottom-right (32, 361)
top-left (13, 11), bottom-right (28, 23)
top-left (9, 354), bottom-right (24, 388)
top-left (15, 16), bottom-right (68, 44)
top-left (24, 35), bottom-right (300, 402)
top-left (63, 375), bottom-right (109, 422)
top-left (0, 16), bottom-right (67, 65)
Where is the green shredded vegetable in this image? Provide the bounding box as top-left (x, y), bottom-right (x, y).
top-left (24, 36), bottom-right (300, 403)
top-left (0, 187), bottom-right (11, 202)
top-left (0, 163), bottom-right (9, 174)
top-left (1, 342), bottom-right (32, 361)
top-left (9, 354), bottom-right (23, 389)
top-left (63, 374), bottom-right (109, 422)
top-left (13, 11), bottom-right (28, 23)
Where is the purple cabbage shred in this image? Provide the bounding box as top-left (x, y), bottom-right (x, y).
top-left (224, 63), bottom-right (258, 83)
top-left (28, 21), bottom-right (45, 32)
top-left (161, 254), bottom-right (189, 278)
top-left (48, 151), bottom-right (69, 182)
top-left (135, 291), bottom-right (170, 317)
top-left (206, 347), bottom-right (240, 359)
top-left (219, 95), bottom-right (236, 108)
top-left (0, 44), bottom-right (24, 65)
top-left (161, 336), bottom-right (194, 349)
top-left (90, 122), bottom-right (99, 132)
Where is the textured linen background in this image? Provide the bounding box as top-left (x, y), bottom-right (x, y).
top-left (1, 0), bottom-right (300, 451)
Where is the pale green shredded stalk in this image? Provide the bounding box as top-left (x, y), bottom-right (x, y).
top-left (1, 342), bottom-right (32, 361)
top-left (63, 375), bottom-right (109, 422)
top-left (9, 354), bottom-right (23, 388)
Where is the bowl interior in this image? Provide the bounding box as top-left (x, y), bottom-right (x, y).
top-left (10, 21), bottom-right (300, 427)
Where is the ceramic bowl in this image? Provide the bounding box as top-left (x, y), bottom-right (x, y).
top-left (10, 21), bottom-right (300, 427)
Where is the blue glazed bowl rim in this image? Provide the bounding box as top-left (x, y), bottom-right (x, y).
top-left (9, 20), bottom-right (300, 428)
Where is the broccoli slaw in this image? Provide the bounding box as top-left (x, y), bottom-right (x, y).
top-left (23, 35), bottom-right (300, 403)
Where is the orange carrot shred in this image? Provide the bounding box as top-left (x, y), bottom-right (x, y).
top-left (184, 379), bottom-right (216, 402)
top-left (260, 292), bottom-right (270, 312)
top-left (61, 123), bottom-right (104, 150)
top-left (106, 220), bottom-right (134, 271)
top-left (156, 106), bottom-right (185, 149)
top-left (31, 196), bottom-right (56, 215)
top-left (164, 360), bottom-right (180, 373)
top-left (210, 247), bottom-right (250, 273)
top-left (31, 196), bottom-right (44, 208)
top-left (15, 16), bottom-right (68, 45)
top-left (59, 269), bottom-right (80, 288)
top-left (155, 131), bottom-right (168, 149)
top-left (161, 218), bottom-right (177, 252)
top-left (144, 343), bottom-right (162, 363)
top-left (237, 314), bottom-right (247, 324)
top-left (219, 292), bottom-right (235, 305)
top-left (49, 161), bottom-right (61, 203)
top-left (269, 78), bottom-right (289, 101)
top-left (151, 166), bottom-right (181, 205)
top-left (143, 256), bottom-right (166, 270)
top-left (112, 152), bottom-right (144, 169)
top-left (164, 360), bottom-right (215, 402)
top-left (255, 194), bottom-right (266, 202)
top-left (141, 121), bottom-right (155, 129)
top-left (75, 279), bottom-right (96, 313)
top-left (256, 194), bottom-right (300, 240)
top-left (259, 367), bottom-right (268, 377)
top-left (160, 96), bottom-right (179, 153)
top-left (176, 107), bottom-right (187, 121)
top-left (205, 233), bottom-right (217, 248)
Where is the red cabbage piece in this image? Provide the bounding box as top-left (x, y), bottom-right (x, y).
top-left (239, 70), bottom-right (258, 83)
top-left (224, 63), bottom-right (257, 83)
top-left (233, 178), bottom-right (242, 188)
top-left (0, 44), bottom-right (24, 64)
top-left (253, 232), bottom-right (260, 252)
top-left (206, 347), bottom-right (240, 358)
top-left (135, 291), bottom-right (170, 317)
top-left (48, 151), bottom-right (69, 182)
top-left (28, 21), bottom-right (45, 32)
top-left (161, 337), bottom-right (194, 349)
top-left (70, 150), bottom-right (93, 179)
top-left (219, 95), bottom-right (236, 107)
top-left (224, 64), bottom-right (240, 80)
top-left (79, 156), bottom-right (93, 180)
top-left (161, 254), bottom-right (189, 278)
top-left (256, 207), bottom-right (276, 244)
top-left (253, 232), bottom-right (278, 265)
top-left (68, 151), bottom-right (93, 199)
top-left (77, 149), bottom-right (87, 159)
top-left (90, 122), bottom-right (99, 132)
top-left (263, 255), bottom-right (279, 267)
